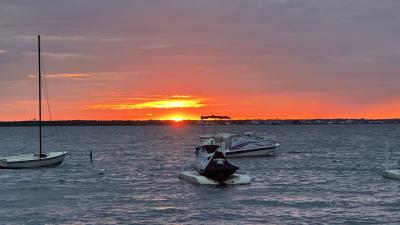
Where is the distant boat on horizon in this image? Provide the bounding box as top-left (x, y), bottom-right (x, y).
top-left (200, 114), bottom-right (231, 120)
top-left (0, 35), bottom-right (68, 169)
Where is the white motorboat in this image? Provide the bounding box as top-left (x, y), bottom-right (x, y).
top-left (191, 144), bottom-right (239, 182)
top-left (199, 132), bottom-right (280, 157)
top-left (0, 35), bottom-right (68, 169)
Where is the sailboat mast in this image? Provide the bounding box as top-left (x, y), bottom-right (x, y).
top-left (38, 35), bottom-right (42, 157)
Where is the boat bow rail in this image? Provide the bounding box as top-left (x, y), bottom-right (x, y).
top-left (0, 159), bottom-right (7, 167)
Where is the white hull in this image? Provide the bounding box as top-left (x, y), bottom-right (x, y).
top-left (200, 132), bottom-right (280, 158)
top-left (383, 170), bottom-right (400, 180)
top-left (225, 146), bottom-right (279, 158)
top-left (0, 152), bottom-right (68, 169)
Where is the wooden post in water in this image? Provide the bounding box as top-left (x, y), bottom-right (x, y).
top-left (89, 150), bottom-right (93, 165)
top-left (386, 141), bottom-right (389, 171)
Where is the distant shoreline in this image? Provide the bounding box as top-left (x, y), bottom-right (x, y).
top-left (0, 119), bottom-right (399, 127)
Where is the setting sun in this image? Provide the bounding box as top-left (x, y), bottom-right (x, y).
top-left (170, 117), bottom-right (183, 122)
top-left (158, 113), bottom-right (198, 121)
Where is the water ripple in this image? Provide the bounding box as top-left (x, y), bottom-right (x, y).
top-left (0, 125), bottom-right (400, 224)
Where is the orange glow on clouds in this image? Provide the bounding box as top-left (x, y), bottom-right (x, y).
top-left (2, 92), bottom-right (400, 121)
top-left (28, 73), bottom-right (91, 79)
top-left (89, 96), bottom-right (205, 110)
top-left (46, 73), bottom-right (91, 78)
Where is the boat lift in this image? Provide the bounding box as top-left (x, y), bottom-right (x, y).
top-left (383, 142), bottom-right (400, 180)
top-left (178, 171), bottom-right (251, 185)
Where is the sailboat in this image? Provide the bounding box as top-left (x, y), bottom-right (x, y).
top-left (0, 35), bottom-right (68, 169)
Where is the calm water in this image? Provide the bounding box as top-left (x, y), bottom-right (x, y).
top-left (0, 125), bottom-right (399, 224)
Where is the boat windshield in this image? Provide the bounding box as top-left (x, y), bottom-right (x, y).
top-left (202, 145), bottom-right (220, 153)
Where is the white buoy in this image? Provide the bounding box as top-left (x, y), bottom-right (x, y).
top-left (178, 171), bottom-right (251, 185)
top-left (383, 141), bottom-right (400, 180)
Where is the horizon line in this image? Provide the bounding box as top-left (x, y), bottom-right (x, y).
top-left (1, 118), bottom-right (400, 123)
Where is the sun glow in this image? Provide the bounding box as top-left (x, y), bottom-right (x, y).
top-left (159, 113), bottom-right (198, 121)
top-left (170, 117), bottom-right (184, 122)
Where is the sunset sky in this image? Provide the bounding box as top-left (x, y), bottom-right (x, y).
top-left (1, 0), bottom-right (400, 121)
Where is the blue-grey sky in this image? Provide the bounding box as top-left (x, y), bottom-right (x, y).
top-left (1, 0), bottom-right (400, 120)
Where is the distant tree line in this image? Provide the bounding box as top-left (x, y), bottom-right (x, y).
top-left (0, 119), bottom-right (399, 127)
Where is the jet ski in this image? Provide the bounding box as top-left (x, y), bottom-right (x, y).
top-left (191, 144), bottom-right (239, 182)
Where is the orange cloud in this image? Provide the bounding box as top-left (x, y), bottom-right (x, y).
top-left (46, 73), bottom-right (91, 78)
top-left (23, 51), bottom-right (93, 59)
top-left (89, 96), bottom-right (205, 110)
top-left (27, 73), bottom-right (91, 79)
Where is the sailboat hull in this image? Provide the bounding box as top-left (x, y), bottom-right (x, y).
top-left (0, 151), bottom-right (68, 169)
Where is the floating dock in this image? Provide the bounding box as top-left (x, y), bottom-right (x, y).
top-left (178, 171), bottom-right (251, 185)
top-left (383, 169), bottom-right (400, 180)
